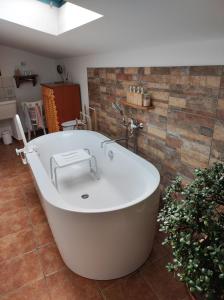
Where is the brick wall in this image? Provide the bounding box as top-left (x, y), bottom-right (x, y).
top-left (88, 66), bottom-right (224, 190)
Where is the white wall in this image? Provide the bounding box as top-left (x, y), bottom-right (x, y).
top-left (0, 44), bottom-right (59, 135)
top-left (60, 38), bottom-right (224, 109)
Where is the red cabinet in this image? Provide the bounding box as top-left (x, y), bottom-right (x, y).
top-left (42, 83), bottom-right (81, 132)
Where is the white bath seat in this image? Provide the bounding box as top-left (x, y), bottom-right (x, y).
top-left (52, 149), bottom-right (91, 167)
top-left (50, 149), bottom-right (99, 189)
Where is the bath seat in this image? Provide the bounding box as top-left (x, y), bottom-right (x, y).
top-left (50, 149), bottom-right (99, 189)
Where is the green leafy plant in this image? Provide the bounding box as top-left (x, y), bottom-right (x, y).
top-left (158, 163), bottom-right (224, 299)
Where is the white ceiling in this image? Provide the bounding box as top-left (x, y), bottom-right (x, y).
top-left (0, 0), bottom-right (224, 59)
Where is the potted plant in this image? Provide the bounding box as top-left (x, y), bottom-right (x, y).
top-left (158, 163), bottom-right (224, 299)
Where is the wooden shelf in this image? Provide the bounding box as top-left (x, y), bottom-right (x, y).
top-left (14, 74), bottom-right (38, 88)
top-left (120, 99), bottom-right (154, 110)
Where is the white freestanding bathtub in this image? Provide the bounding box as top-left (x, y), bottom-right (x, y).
top-left (25, 130), bottom-right (160, 280)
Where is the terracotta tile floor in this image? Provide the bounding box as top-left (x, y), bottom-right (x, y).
top-left (0, 141), bottom-right (191, 300)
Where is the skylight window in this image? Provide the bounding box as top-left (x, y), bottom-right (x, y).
top-left (38, 0), bottom-right (66, 8)
top-left (0, 0), bottom-right (103, 36)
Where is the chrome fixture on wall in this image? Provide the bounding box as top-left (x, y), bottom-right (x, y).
top-left (110, 103), bottom-right (144, 154)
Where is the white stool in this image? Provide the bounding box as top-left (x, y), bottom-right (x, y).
top-left (50, 148), bottom-right (99, 190)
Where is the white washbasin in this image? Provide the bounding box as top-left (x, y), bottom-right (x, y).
top-left (0, 99), bottom-right (17, 120)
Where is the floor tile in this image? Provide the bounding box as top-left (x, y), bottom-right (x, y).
top-left (0, 187), bottom-right (24, 203)
top-left (0, 197), bottom-right (27, 216)
top-left (141, 255), bottom-right (189, 300)
top-left (16, 165), bottom-right (29, 175)
top-left (147, 238), bottom-right (169, 264)
top-left (23, 183), bottom-right (36, 193)
top-left (46, 268), bottom-right (103, 300)
top-left (182, 294), bottom-right (193, 300)
top-left (29, 204), bottom-right (47, 225)
top-left (0, 176), bottom-right (21, 189)
top-left (25, 193), bottom-right (41, 209)
top-left (0, 208), bottom-right (31, 238)
top-left (38, 243), bottom-right (65, 276)
top-left (19, 172), bottom-right (32, 185)
top-left (0, 228), bottom-right (36, 262)
top-left (33, 222), bottom-right (54, 247)
top-left (0, 167), bottom-right (18, 179)
top-left (0, 278), bottom-right (50, 300)
top-left (102, 272), bottom-right (158, 300)
top-left (23, 185), bottom-right (40, 208)
top-left (97, 274), bottom-right (129, 291)
top-left (0, 251), bottom-right (43, 295)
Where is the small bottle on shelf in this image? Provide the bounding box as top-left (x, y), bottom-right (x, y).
top-left (143, 95), bottom-right (151, 107)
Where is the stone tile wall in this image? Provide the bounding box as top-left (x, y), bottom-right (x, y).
top-left (88, 66), bottom-right (224, 190)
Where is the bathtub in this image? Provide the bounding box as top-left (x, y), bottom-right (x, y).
top-left (25, 130), bottom-right (160, 280)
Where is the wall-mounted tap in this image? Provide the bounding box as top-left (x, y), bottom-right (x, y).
top-left (127, 118), bottom-right (144, 153)
top-left (111, 103), bottom-right (143, 154)
top-left (128, 118), bottom-right (144, 134)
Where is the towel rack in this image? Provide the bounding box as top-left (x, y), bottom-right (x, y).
top-left (22, 100), bottom-right (46, 140)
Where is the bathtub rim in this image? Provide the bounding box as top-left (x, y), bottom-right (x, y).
top-left (26, 130), bottom-right (160, 214)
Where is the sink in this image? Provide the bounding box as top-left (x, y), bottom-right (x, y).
top-left (0, 99), bottom-right (17, 120)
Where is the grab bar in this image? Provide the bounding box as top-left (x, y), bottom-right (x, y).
top-left (14, 114), bottom-right (36, 164)
top-left (15, 114), bottom-right (28, 147)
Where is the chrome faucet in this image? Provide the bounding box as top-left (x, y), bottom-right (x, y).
top-left (107, 103), bottom-right (144, 154)
top-left (101, 137), bottom-right (128, 149)
top-left (128, 118), bottom-right (144, 134)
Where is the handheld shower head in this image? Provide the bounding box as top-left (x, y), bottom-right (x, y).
top-left (112, 102), bottom-right (123, 115)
